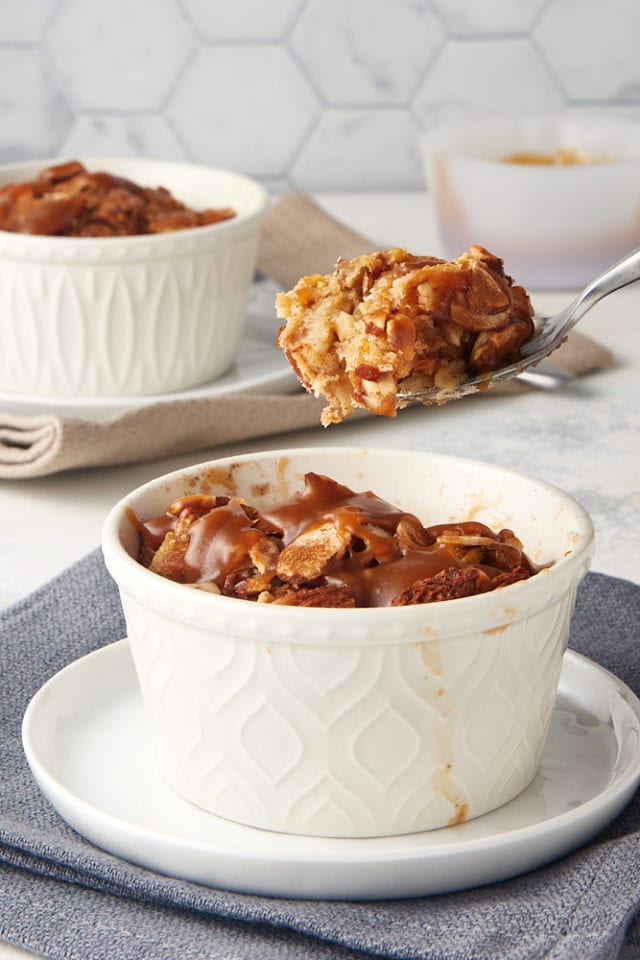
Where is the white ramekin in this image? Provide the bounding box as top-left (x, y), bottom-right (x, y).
top-left (0, 157), bottom-right (268, 397)
top-left (102, 447), bottom-right (594, 838)
top-left (421, 112), bottom-right (640, 289)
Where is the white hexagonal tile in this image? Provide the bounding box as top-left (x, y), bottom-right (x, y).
top-left (59, 116), bottom-right (187, 161)
top-left (413, 39), bottom-right (563, 128)
top-left (0, 0), bottom-right (57, 41)
top-left (291, 109), bottom-right (422, 190)
top-left (181, 0), bottom-right (303, 40)
top-left (167, 46), bottom-right (319, 177)
top-left (536, 0), bottom-right (640, 100)
top-left (44, 0), bottom-right (195, 110)
top-left (290, 0), bottom-right (444, 105)
top-left (0, 50), bottom-right (71, 161)
top-left (432, 0), bottom-right (547, 35)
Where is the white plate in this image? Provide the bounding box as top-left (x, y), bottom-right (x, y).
top-left (22, 640), bottom-right (640, 901)
top-left (0, 282), bottom-right (298, 419)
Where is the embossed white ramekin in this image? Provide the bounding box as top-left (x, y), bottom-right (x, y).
top-left (0, 157), bottom-right (268, 398)
top-left (102, 448), bottom-right (594, 838)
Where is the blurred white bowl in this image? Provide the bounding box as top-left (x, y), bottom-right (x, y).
top-left (0, 157), bottom-right (268, 398)
top-left (102, 447), bottom-right (594, 838)
top-left (421, 113), bottom-right (640, 289)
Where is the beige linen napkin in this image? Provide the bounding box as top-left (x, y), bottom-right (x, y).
top-left (0, 192), bottom-right (613, 479)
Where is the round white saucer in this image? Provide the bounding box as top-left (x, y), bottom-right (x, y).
top-left (0, 282), bottom-right (299, 419)
top-left (22, 641), bottom-right (640, 901)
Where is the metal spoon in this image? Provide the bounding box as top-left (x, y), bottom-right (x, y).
top-left (396, 245), bottom-right (640, 405)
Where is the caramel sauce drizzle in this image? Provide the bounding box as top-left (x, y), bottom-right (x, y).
top-left (136, 473), bottom-right (534, 608)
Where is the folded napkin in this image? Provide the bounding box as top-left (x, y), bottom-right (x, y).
top-left (0, 193), bottom-right (614, 479)
top-left (1, 553), bottom-right (639, 960)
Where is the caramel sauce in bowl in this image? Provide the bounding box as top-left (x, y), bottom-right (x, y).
top-left (136, 472), bottom-right (540, 609)
top-left (500, 148), bottom-right (609, 165)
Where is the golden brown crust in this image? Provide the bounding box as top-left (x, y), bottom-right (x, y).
top-left (276, 246), bottom-right (534, 424)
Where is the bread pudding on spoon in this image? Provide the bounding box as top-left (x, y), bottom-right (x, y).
top-left (276, 245), bottom-right (534, 424)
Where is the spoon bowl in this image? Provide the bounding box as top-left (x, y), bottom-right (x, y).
top-left (397, 245), bottom-right (640, 405)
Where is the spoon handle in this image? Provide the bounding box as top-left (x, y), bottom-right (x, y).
top-left (564, 245), bottom-right (640, 326)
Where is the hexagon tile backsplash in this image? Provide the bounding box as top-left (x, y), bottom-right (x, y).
top-left (1, 0), bottom-right (640, 192)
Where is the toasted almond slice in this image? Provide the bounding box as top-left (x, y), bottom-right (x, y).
top-left (277, 520), bottom-right (346, 583)
top-left (435, 534), bottom-right (496, 547)
top-left (248, 534), bottom-right (281, 574)
top-left (186, 581), bottom-right (221, 594)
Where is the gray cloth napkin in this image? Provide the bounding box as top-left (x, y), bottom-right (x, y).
top-left (1, 551), bottom-right (639, 960)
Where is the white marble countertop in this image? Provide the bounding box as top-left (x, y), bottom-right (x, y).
top-left (1, 192), bottom-right (639, 960)
top-left (1, 191), bottom-right (639, 613)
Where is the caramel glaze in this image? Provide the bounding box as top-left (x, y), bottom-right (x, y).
top-left (183, 499), bottom-right (266, 584)
top-left (137, 473), bottom-right (537, 608)
top-left (259, 472), bottom-right (406, 542)
top-left (329, 542), bottom-right (494, 608)
top-left (0, 160), bottom-right (236, 237)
